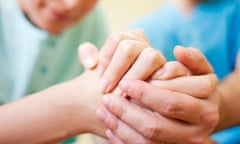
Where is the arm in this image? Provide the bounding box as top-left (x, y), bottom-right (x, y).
top-left (99, 46), bottom-right (219, 144)
top-left (0, 71), bottom-right (105, 144)
top-left (79, 37), bottom-right (220, 143)
top-left (0, 31), bottom-right (164, 144)
top-left (214, 68), bottom-right (240, 132)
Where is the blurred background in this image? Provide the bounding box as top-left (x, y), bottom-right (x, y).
top-left (76, 0), bottom-right (164, 143)
top-left (99, 0), bottom-right (165, 31)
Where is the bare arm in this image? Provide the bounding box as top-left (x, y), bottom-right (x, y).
top-left (0, 71), bottom-right (105, 144)
top-left (0, 31), bottom-right (163, 144)
top-left (214, 68), bottom-right (240, 132)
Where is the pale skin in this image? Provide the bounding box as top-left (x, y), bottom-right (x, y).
top-left (0, 31), bottom-right (170, 143)
top-left (0, 0), bottom-right (100, 143)
top-left (0, 27), bottom-right (218, 143)
top-left (2, 0), bottom-right (171, 143)
top-left (80, 31), bottom-right (220, 143)
top-left (14, 0), bottom-right (239, 142)
top-left (98, 47), bottom-right (220, 144)
top-left (2, 0), bottom-right (229, 143)
top-left (81, 1), bottom-right (240, 143)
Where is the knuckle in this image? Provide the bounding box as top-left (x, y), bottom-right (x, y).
top-left (109, 98), bottom-right (125, 119)
top-left (115, 106), bottom-right (124, 120)
top-left (142, 48), bottom-right (165, 66)
top-left (201, 111), bottom-right (219, 128)
top-left (118, 40), bottom-right (138, 57)
top-left (105, 116), bottom-right (118, 130)
top-left (108, 32), bottom-right (124, 43)
top-left (162, 99), bottom-right (181, 115)
top-left (129, 81), bottom-right (145, 102)
top-left (141, 120), bottom-right (161, 139)
top-left (198, 77), bottom-right (215, 98)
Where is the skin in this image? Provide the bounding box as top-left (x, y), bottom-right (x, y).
top-left (0, 70), bottom-right (105, 144)
top-left (92, 1), bottom-right (238, 143)
top-left (0, 31), bottom-right (167, 143)
top-left (99, 47), bottom-right (219, 144)
top-left (79, 35), bottom-right (220, 143)
top-left (3, 1), bottom-right (170, 143)
top-left (214, 60), bottom-right (240, 132)
top-left (17, 0), bottom-right (97, 34)
top-left (3, 0), bottom-right (225, 141)
top-left (87, 1), bottom-right (232, 143)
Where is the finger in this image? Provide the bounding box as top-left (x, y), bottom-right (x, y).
top-left (97, 32), bottom-right (148, 76)
top-left (97, 107), bottom-right (158, 144)
top-left (127, 29), bottom-right (150, 44)
top-left (118, 80), bottom-right (218, 124)
top-left (174, 46), bottom-right (214, 75)
top-left (99, 40), bottom-right (148, 93)
top-left (113, 48), bottom-right (166, 95)
top-left (78, 42), bottom-right (98, 69)
top-left (151, 61), bottom-right (189, 80)
top-left (105, 130), bottom-right (124, 144)
top-left (101, 94), bottom-right (206, 144)
top-left (205, 137), bottom-right (217, 144)
top-left (150, 73), bottom-right (218, 98)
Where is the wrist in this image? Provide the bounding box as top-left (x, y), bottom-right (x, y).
top-left (63, 71), bottom-right (106, 137)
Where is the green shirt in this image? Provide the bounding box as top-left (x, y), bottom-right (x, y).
top-left (0, 0), bottom-right (108, 103)
top-left (0, 0), bottom-right (108, 143)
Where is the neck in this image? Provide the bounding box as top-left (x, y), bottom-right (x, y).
top-left (175, 0), bottom-right (201, 16)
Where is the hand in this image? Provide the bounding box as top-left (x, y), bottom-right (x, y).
top-left (76, 31), bottom-right (167, 138)
top-left (78, 30), bottom-right (165, 94)
top-left (98, 46), bottom-right (220, 144)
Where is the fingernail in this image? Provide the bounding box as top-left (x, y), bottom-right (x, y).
top-left (99, 78), bottom-right (108, 94)
top-left (102, 96), bottom-right (112, 109)
top-left (96, 108), bottom-right (108, 122)
top-left (85, 57), bottom-right (97, 69)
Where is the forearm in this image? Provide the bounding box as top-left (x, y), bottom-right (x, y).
top-left (214, 69), bottom-right (240, 132)
top-left (0, 76), bottom-right (106, 143)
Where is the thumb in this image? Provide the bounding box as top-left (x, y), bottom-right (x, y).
top-left (78, 42), bottom-right (99, 69)
top-left (174, 46), bottom-right (214, 75)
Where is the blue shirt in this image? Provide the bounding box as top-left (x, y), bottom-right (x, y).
top-left (132, 0), bottom-right (240, 143)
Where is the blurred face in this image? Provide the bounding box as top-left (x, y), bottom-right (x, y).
top-left (18, 0), bottom-right (97, 34)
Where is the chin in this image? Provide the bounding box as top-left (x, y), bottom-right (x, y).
top-left (47, 28), bottom-right (64, 35)
top-left (40, 23), bottom-right (66, 35)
